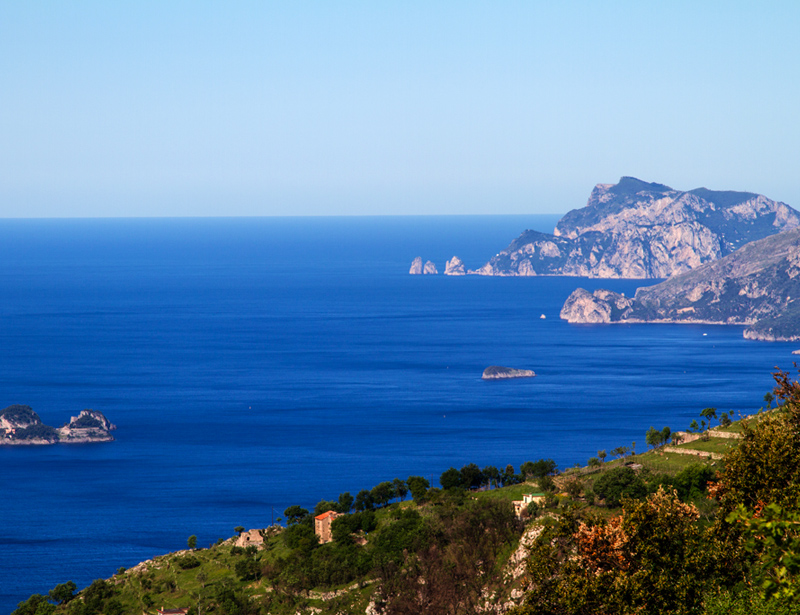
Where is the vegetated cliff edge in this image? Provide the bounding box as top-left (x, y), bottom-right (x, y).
top-left (471, 177), bottom-right (799, 279)
top-left (559, 227), bottom-right (800, 341)
top-left (0, 405), bottom-right (116, 445)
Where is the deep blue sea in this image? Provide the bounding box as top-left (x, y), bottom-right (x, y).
top-left (0, 215), bottom-right (794, 612)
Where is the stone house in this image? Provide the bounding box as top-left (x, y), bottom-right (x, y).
top-left (314, 510), bottom-right (342, 544)
top-left (512, 493), bottom-right (546, 517)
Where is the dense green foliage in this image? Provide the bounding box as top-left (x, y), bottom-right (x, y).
top-left (13, 423), bottom-right (59, 441)
top-left (0, 404), bottom-right (40, 424)
top-left (70, 414), bottom-right (103, 428)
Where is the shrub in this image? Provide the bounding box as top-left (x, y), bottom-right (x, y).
top-left (593, 467), bottom-right (647, 507)
top-left (176, 555), bottom-right (201, 570)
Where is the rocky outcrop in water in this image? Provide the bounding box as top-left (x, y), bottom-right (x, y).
top-left (560, 227), bottom-right (800, 341)
top-left (445, 256), bottom-right (466, 276)
top-left (1, 405), bottom-right (116, 445)
top-left (482, 366), bottom-right (536, 380)
top-left (409, 257), bottom-right (439, 274)
top-left (476, 177), bottom-right (799, 279)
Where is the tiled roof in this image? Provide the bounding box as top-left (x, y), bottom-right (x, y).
top-left (315, 510), bottom-right (339, 520)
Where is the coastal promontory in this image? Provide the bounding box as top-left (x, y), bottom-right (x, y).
top-left (472, 177), bottom-right (799, 279)
top-left (560, 226), bottom-right (800, 341)
top-left (0, 405), bottom-right (116, 445)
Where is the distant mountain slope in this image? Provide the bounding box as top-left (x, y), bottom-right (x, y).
top-left (471, 177), bottom-right (799, 279)
top-left (559, 227), bottom-right (800, 341)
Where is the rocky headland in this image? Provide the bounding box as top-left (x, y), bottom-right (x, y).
top-left (0, 405), bottom-right (116, 445)
top-left (482, 366), bottom-right (536, 380)
top-left (470, 177), bottom-right (799, 279)
top-left (559, 226), bottom-right (800, 341)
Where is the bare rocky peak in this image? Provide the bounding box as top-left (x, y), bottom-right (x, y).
top-left (479, 177), bottom-right (799, 279)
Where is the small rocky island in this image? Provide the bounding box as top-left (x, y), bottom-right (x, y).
top-left (482, 366), bottom-right (536, 380)
top-left (0, 405), bottom-right (116, 445)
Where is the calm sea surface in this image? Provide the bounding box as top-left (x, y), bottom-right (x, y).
top-left (0, 216), bottom-right (794, 612)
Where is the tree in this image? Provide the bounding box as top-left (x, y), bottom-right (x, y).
top-left (48, 581), bottom-right (77, 605)
top-left (314, 499), bottom-right (338, 516)
top-left (392, 478), bottom-right (408, 501)
top-left (337, 491), bottom-right (354, 513)
top-left (701, 407), bottom-right (717, 429)
top-left (564, 477), bottom-right (583, 498)
top-left (598, 449), bottom-right (607, 463)
top-left (482, 465), bottom-right (500, 489)
top-left (611, 445), bottom-right (629, 459)
top-left (646, 426), bottom-right (672, 449)
top-left (502, 464), bottom-right (521, 486)
top-left (521, 459), bottom-right (557, 479)
top-left (688, 419), bottom-right (700, 433)
top-left (460, 463), bottom-right (484, 490)
top-left (187, 535), bottom-right (197, 550)
top-left (720, 412), bottom-right (732, 428)
top-left (764, 391), bottom-right (775, 408)
top-left (646, 426), bottom-right (662, 449)
top-left (593, 466), bottom-right (647, 507)
top-left (539, 475), bottom-right (556, 493)
top-left (407, 475), bottom-right (430, 502)
top-left (354, 489), bottom-right (374, 511)
top-left (11, 594), bottom-right (55, 615)
top-left (440, 467), bottom-right (462, 490)
top-left (234, 525), bottom-right (245, 535)
top-left (371, 481), bottom-right (395, 507)
top-left (283, 505), bottom-right (310, 525)
top-left (587, 457), bottom-right (601, 468)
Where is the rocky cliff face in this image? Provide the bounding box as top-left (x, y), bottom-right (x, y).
top-left (560, 227), bottom-right (800, 341)
top-left (478, 177), bottom-right (799, 279)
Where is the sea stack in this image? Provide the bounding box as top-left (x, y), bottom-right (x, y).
top-left (409, 257), bottom-right (424, 274)
top-left (423, 261), bottom-right (438, 274)
top-left (445, 256), bottom-right (466, 275)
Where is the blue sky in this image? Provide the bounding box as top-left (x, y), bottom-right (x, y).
top-left (1, 2), bottom-right (798, 217)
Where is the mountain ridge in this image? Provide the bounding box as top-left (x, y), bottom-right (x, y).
top-left (469, 177), bottom-right (799, 279)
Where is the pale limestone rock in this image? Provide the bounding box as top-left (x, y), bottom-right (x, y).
top-left (423, 260), bottom-right (438, 274)
top-left (444, 256), bottom-right (466, 275)
top-left (560, 288), bottom-right (634, 323)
